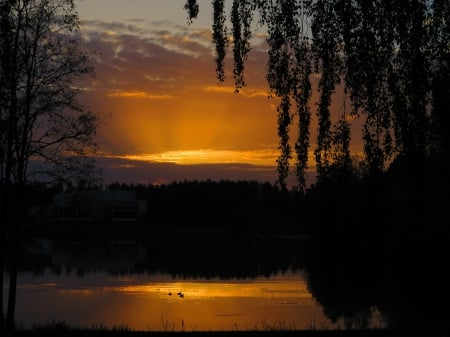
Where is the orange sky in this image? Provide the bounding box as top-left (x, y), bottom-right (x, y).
top-left (76, 1), bottom-right (362, 187)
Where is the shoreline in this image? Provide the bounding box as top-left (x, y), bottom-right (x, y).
top-left (8, 328), bottom-right (448, 337)
top-left (22, 222), bottom-right (309, 242)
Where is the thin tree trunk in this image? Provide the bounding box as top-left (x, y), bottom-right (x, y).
top-left (5, 239), bottom-right (18, 332)
top-left (0, 203), bottom-right (4, 330)
top-left (5, 184), bottom-right (23, 332)
top-left (0, 182), bottom-right (6, 330)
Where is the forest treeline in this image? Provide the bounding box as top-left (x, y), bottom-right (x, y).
top-left (24, 151), bottom-right (449, 245)
top-left (23, 178), bottom-right (305, 233)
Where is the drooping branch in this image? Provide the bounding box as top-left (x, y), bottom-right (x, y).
top-left (429, 0), bottom-right (450, 161)
top-left (185, 0), bottom-right (445, 187)
top-left (311, 0), bottom-right (341, 182)
top-left (230, 0), bottom-right (254, 91)
top-left (265, 1), bottom-right (314, 190)
top-left (212, 0), bottom-right (227, 82)
top-left (293, 3), bottom-right (313, 192)
top-left (276, 95), bottom-right (292, 190)
top-left (183, 0), bottom-right (199, 24)
top-left (389, 0), bottom-right (430, 161)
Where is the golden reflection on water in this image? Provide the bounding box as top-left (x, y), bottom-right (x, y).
top-left (15, 270), bottom-right (332, 331)
top-left (103, 276), bottom-right (313, 300)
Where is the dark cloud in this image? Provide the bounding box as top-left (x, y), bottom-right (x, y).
top-left (79, 19), bottom-right (264, 94)
top-left (95, 156), bottom-right (275, 185)
top-left (94, 156), bottom-right (313, 188)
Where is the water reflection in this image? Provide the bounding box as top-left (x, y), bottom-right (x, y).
top-left (13, 268), bottom-right (330, 331)
top-left (8, 238), bottom-right (334, 331)
top-left (23, 237), bottom-right (310, 279)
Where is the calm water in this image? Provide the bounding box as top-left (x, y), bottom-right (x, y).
top-left (11, 269), bottom-right (331, 331)
top-left (3, 238), bottom-right (336, 331)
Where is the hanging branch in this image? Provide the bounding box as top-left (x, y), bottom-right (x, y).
top-left (212, 0), bottom-right (227, 82)
top-left (184, 0), bottom-right (444, 186)
top-left (184, 0), bottom-right (199, 24)
top-left (311, 0), bottom-right (341, 182)
top-left (231, 0), bottom-right (253, 91)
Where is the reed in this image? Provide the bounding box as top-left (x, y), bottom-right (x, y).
top-left (22, 318), bottom-right (391, 335)
top-left (31, 320), bottom-right (131, 332)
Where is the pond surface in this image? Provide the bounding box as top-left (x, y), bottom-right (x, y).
top-left (12, 269), bottom-right (331, 331)
top-left (4, 237), bottom-right (335, 331)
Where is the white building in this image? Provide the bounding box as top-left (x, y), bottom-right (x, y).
top-left (52, 190), bottom-right (147, 225)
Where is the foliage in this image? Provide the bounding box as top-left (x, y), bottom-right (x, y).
top-left (183, 1), bottom-right (450, 329)
top-left (0, 0), bottom-right (99, 187)
top-left (184, 0), bottom-right (450, 190)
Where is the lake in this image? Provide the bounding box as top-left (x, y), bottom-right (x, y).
top-left (4, 228), bottom-right (445, 332)
top-left (4, 237), bottom-right (338, 331)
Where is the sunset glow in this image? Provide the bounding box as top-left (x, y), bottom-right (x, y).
top-left (73, 1), bottom-right (284, 184)
top-left (120, 149), bottom-right (280, 166)
top-left (94, 278), bottom-right (313, 301)
top-left (74, 0), bottom-right (362, 185)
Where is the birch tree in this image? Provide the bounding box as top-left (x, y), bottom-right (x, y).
top-left (0, 0), bottom-right (98, 330)
top-left (184, 0), bottom-right (449, 189)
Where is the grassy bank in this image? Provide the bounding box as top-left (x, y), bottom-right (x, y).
top-left (8, 329), bottom-right (447, 337)
top-left (4, 321), bottom-right (446, 337)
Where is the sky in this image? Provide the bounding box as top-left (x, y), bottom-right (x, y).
top-left (74, 0), bottom-right (351, 187)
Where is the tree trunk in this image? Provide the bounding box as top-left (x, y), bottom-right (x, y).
top-left (5, 185), bottom-right (23, 332)
top-left (0, 212), bottom-right (4, 330)
top-left (5, 244), bottom-right (18, 332)
top-left (0, 183), bottom-right (12, 332)
top-left (5, 224), bottom-right (19, 332)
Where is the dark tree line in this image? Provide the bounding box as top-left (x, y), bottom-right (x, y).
top-left (63, 179), bottom-right (306, 232)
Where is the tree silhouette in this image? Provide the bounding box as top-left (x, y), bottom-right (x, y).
top-left (184, 0), bottom-right (450, 330)
top-left (0, 0), bottom-right (98, 331)
top-left (184, 0), bottom-right (450, 190)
